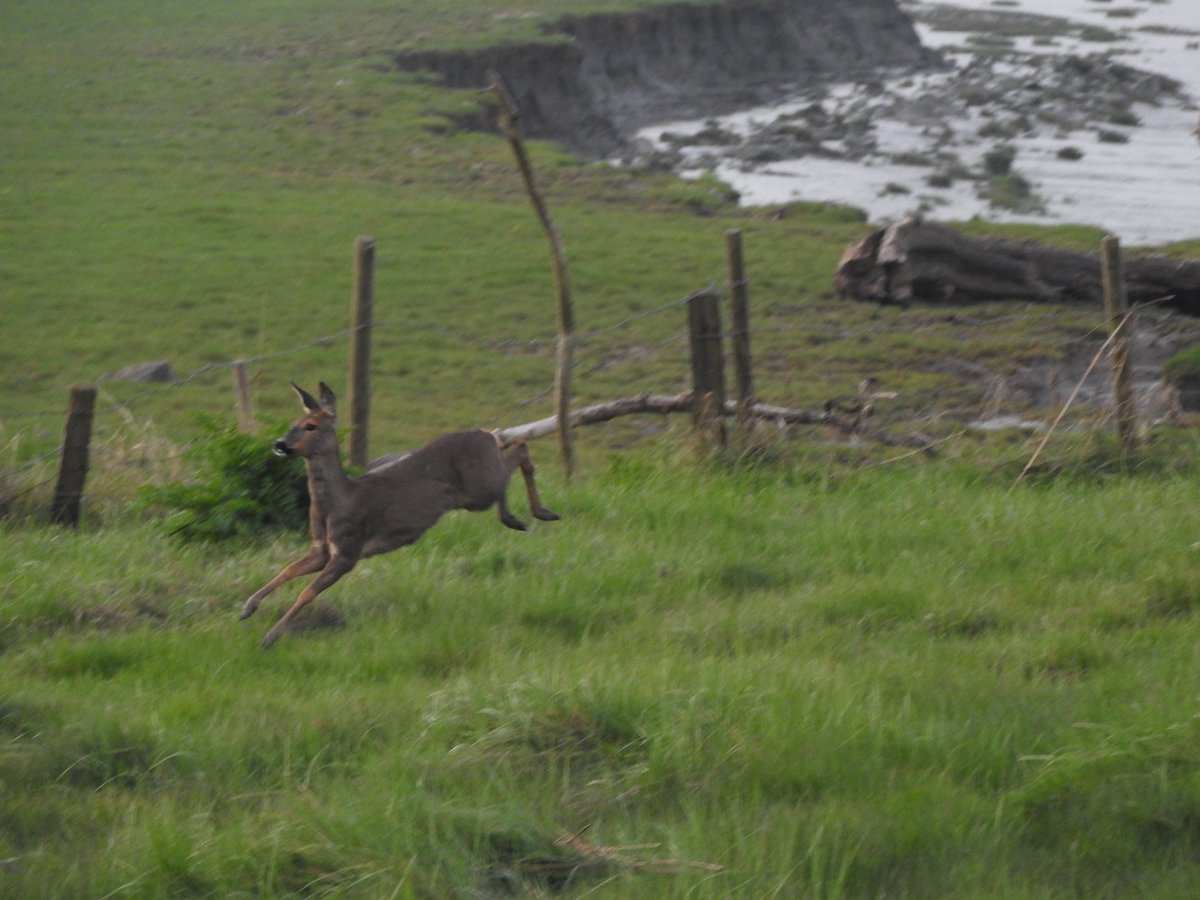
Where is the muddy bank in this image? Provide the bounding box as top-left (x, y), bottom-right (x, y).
top-left (394, 0), bottom-right (940, 157)
top-left (971, 306), bottom-right (1200, 427)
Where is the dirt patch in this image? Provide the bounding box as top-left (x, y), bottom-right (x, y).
top-left (282, 603), bottom-right (346, 635)
top-left (974, 307), bottom-right (1200, 426)
top-left (74, 602), bottom-right (168, 632)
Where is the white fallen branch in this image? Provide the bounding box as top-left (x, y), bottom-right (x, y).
top-left (366, 391), bottom-right (933, 472)
top-left (493, 391), bottom-right (694, 445)
top-left (495, 390), bottom-right (933, 450)
top-left (366, 393), bottom-right (690, 472)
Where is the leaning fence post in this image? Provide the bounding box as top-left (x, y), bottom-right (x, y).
top-left (1100, 235), bottom-right (1138, 455)
top-left (348, 234), bottom-right (375, 470)
top-left (51, 384), bottom-right (96, 527)
top-left (725, 229), bottom-right (754, 420)
top-left (232, 360), bottom-right (254, 434)
top-left (687, 290), bottom-right (727, 449)
top-left (489, 71), bottom-right (576, 479)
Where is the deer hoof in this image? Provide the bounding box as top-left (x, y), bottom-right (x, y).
top-left (534, 508), bottom-right (560, 522)
top-left (500, 513), bottom-right (528, 531)
top-left (261, 628), bottom-right (282, 649)
top-left (239, 599), bottom-right (259, 620)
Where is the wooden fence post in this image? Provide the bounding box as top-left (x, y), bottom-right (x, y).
top-left (725, 229), bottom-right (754, 419)
top-left (489, 71), bottom-right (576, 478)
top-left (348, 234), bottom-right (375, 470)
top-left (687, 290), bottom-right (727, 449)
top-left (232, 360), bottom-right (254, 434)
top-left (51, 384), bottom-right (96, 527)
top-left (1100, 235), bottom-right (1138, 454)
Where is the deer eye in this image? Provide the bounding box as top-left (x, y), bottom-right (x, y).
top-left (304, 423), bottom-right (317, 432)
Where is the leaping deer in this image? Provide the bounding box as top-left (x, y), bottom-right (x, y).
top-left (240, 382), bottom-right (560, 648)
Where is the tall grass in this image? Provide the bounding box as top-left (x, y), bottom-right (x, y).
top-left (7, 442), bottom-right (1200, 896)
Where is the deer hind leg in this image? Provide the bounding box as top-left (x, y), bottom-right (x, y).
top-left (496, 495), bottom-right (528, 531)
top-left (260, 552), bottom-right (357, 649)
top-left (510, 441), bottom-right (560, 522)
top-left (240, 544), bottom-right (330, 620)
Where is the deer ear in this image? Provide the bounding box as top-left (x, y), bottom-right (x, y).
top-left (318, 382), bottom-right (337, 414)
top-left (292, 382), bottom-right (321, 412)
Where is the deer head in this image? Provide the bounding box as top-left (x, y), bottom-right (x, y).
top-left (273, 382), bottom-right (338, 459)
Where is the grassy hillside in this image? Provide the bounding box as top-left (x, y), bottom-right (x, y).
top-left (9, 443), bottom-right (1200, 897)
top-left (1, 0), bottom-right (721, 438)
top-left (7, 0), bottom-right (1195, 469)
top-left (6, 0), bottom-right (1200, 897)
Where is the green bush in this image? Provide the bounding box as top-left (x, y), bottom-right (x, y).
top-left (983, 173), bottom-right (1045, 214)
top-left (982, 144), bottom-right (1017, 176)
top-left (1162, 344), bottom-right (1200, 384)
top-left (138, 420), bottom-right (308, 542)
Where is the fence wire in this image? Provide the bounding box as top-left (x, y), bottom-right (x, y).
top-left (0, 291), bottom-right (1133, 490)
top-left (0, 288), bottom-right (705, 482)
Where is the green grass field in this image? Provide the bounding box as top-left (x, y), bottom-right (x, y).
top-left (9, 445), bottom-right (1200, 897)
top-left (6, 0), bottom-right (1200, 896)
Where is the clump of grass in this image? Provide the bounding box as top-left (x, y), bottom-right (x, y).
top-left (982, 144), bottom-right (1017, 176)
top-left (978, 116), bottom-right (1032, 140)
top-left (667, 171), bottom-right (742, 216)
top-left (1011, 716), bottom-right (1200, 881)
top-left (1143, 576), bottom-right (1200, 621)
top-left (1079, 24), bottom-right (1122, 43)
top-left (983, 173), bottom-right (1046, 213)
top-left (136, 419), bottom-right (308, 542)
top-left (966, 34), bottom-right (1017, 50)
top-left (1161, 343), bottom-right (1200, 384)
top-left (1108, 108), bottom-right (1141, 127)
top-left (974, 145), bottom-right (1046, 214)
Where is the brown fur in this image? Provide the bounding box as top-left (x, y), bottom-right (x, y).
top-left (240, 382), bottom-right (559, 648)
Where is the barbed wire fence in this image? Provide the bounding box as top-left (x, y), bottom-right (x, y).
top-left (0, 262), bottom-right (713, 522)
top-left (0, 231), bottom-right (1153, 525)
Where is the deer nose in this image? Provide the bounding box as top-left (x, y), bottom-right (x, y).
top-left (272, 439), bottom-right (293, 457)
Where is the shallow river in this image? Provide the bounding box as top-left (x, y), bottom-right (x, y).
top-left (639, 0), bottom-right (1200, 246)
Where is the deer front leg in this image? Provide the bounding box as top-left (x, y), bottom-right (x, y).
top-left (239, 544), bottom-right (329, 621)
top-left (260, 553), bottom-right (357, 649)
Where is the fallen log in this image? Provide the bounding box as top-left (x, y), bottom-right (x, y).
top-left (834, 218), bottom-right (1200, 314)
top-left (493, 391), bottom-right (695, 445)
top-left (490, 391), bottom-right (934, 451)
top-left (365, 391), bottom-right (933, 472)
